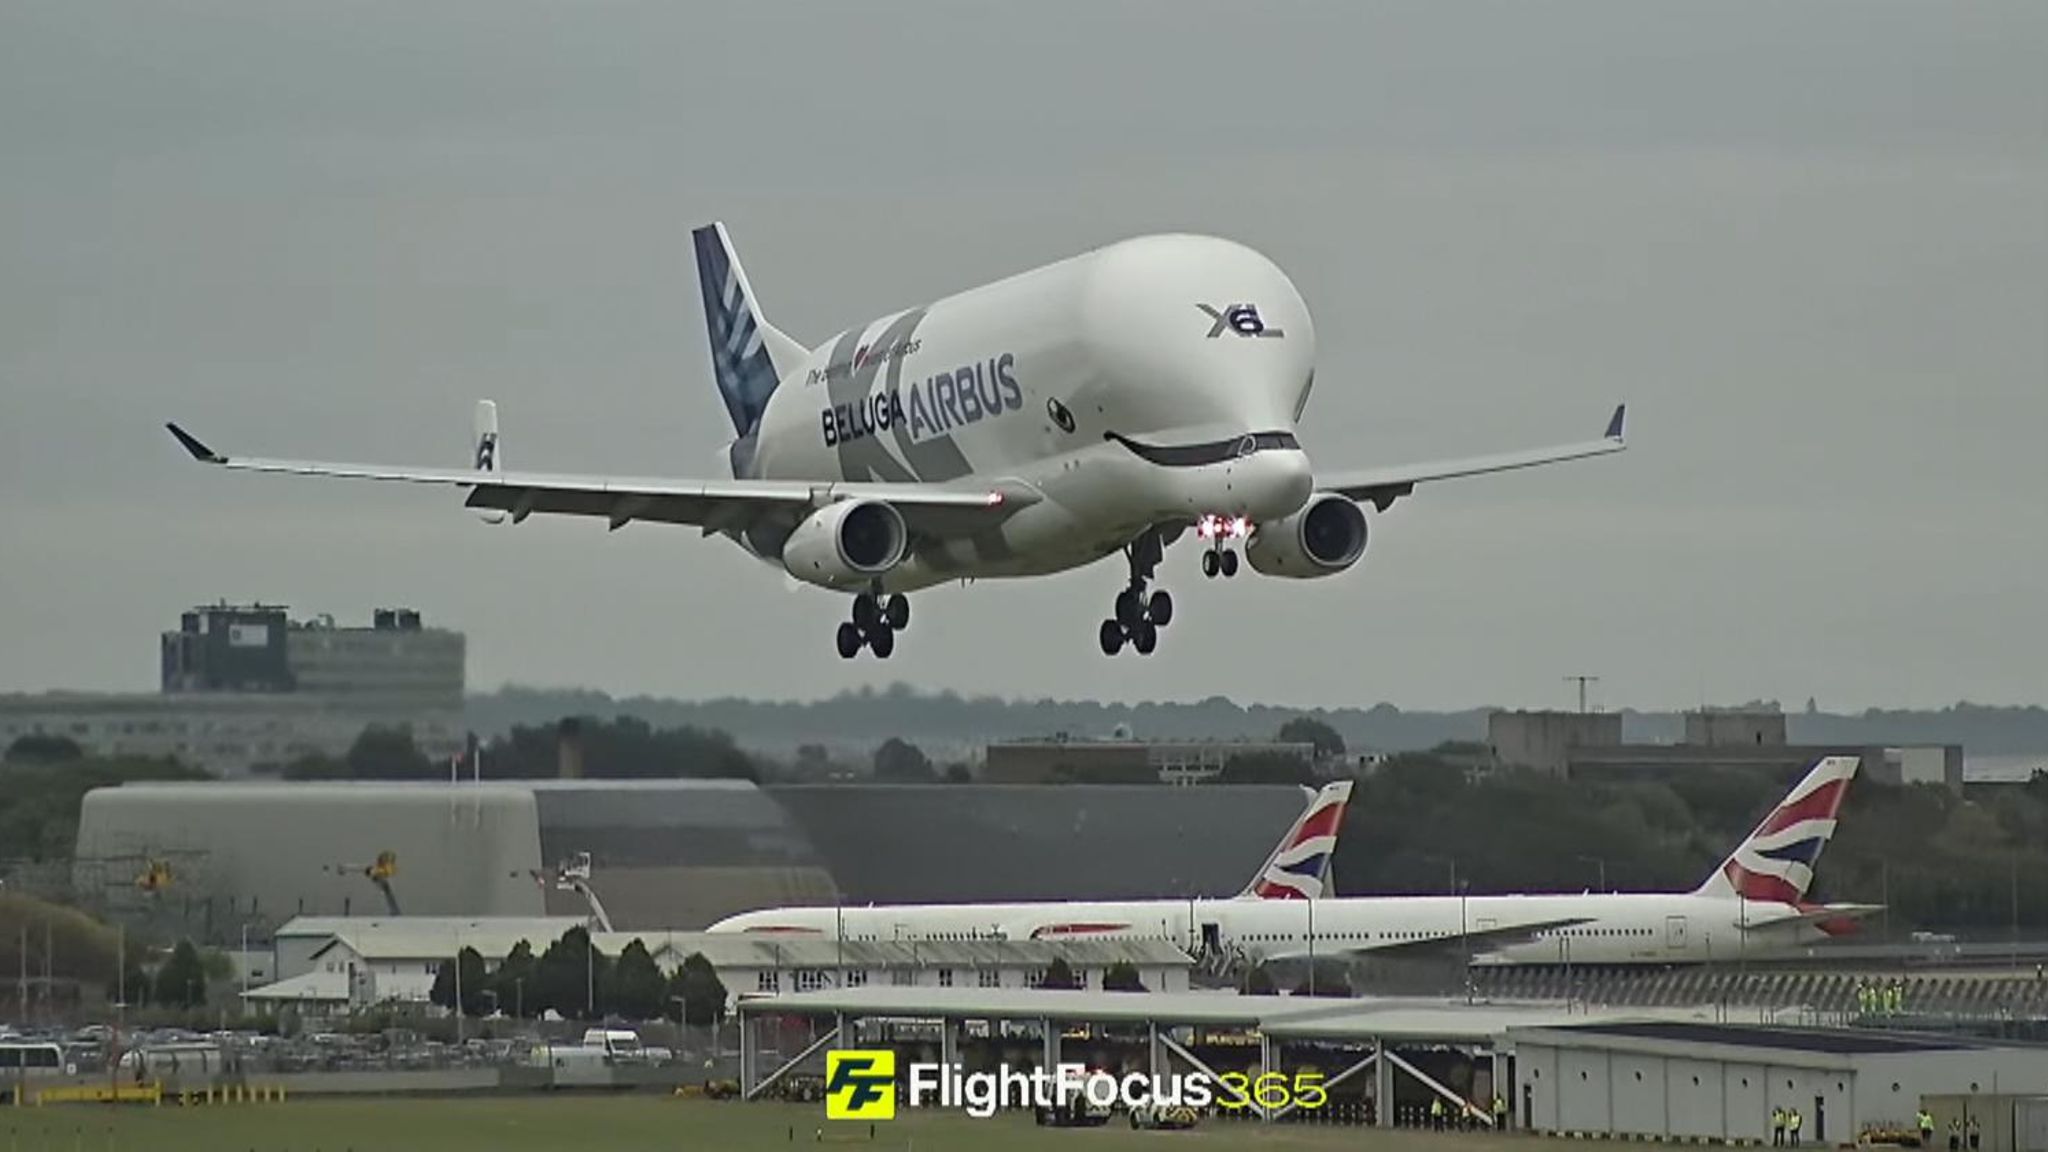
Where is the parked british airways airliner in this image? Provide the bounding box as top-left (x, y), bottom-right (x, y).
top-left (708, 758), bottom-right (1877, 969)
top-left (168, 224), bottom-right (1627, 658)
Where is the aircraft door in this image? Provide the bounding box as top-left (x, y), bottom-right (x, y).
top-left (1200, 921), bottom-right (1223, 957)
top-left (1664, 915), bottom-right (1689, 951)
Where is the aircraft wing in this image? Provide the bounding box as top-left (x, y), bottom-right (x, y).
top-left (1321, 404), bottom-right (1627, 511)
top-left (1263, 916), bottom-right (1596, 964)
top-left (165, 423), bottom-right (1036, 536)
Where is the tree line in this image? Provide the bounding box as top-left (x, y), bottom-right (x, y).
top-left (427, 927), bottom-right (728, 1025)
top-left (279, 717), bottom-right (757, 782)
top-left (1329, 752), bottom-right (2048, 933)
top-left (470, 683), bottom-right (2048, 757)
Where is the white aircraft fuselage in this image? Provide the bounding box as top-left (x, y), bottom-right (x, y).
top-left (730, 234), bottom-right (1318, 591)
top-left (705, 889), bottom-right (1839, 968)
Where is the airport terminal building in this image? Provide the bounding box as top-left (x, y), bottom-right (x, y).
top-left (0, 602), bottom-right (465, 775)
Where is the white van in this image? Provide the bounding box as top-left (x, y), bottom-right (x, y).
top-left (580, 1029), bottom-right (660, 1064)
top-left (0, 1042), bottom-right (69, 1079)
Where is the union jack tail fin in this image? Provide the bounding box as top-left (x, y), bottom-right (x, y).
top-left (1239, 780), bottom-right (1353, 900)
top-left (1693, 756), bottom-right (1859, 904)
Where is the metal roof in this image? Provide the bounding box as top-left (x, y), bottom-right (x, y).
top-left (739, 988), bottom-right (1799, 1045)
top-left (1529, 1020), bottom-right (1986, 1055)
top-left (737, 986), bottom-right (1362, 1027)
top-left (1263, 1000), bottom-right (1737, 1044)
top-left (240, 970), bottom-right (349, 1004)
top-left (276, 916), bottom-right (591, 941)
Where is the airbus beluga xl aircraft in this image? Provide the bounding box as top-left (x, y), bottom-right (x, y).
top-left (168, 224), bottom-right (1627, 658)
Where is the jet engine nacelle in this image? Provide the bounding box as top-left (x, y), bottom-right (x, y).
top-left (1245, 492), bottom-right (1368, 578)
top-left (781, 498), bottom-right (909, 586)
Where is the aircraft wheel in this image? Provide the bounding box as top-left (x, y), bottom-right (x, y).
top-left (835, 623), bottom-right (861, 660)
top-left (1220, 550), bottom-right (1240, 577)
top-left (1201, 551), bottom-right (1219, 579)
top-left (884, 594), bottom-right (910, 631)
top-left (868, 625), bottom-right (895, 659)
top-left (852, 593), bottom-right (880, 631)
top-left (1099, 620), bottom-right (1125, 656)
top-left (1114, 588), bottom-right (1145, 629)
top-left (1131, 621), bottom-right (1158, 655)
top-left (1146, 589), bottom-right (1173, 627)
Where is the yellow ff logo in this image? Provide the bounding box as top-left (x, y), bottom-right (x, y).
top-left (824, 1050), bottom-right (896, 1120)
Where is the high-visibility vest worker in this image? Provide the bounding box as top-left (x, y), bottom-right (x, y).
top-left (1919, 1110), bottom-right (1936, 1142)
top-left (1772, 1107), bottom-right (1786, 1146)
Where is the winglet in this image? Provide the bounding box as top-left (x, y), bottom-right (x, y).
top-left (165, 422), bottom-right (225, 464)
top-left (1604, 404), bottom-right (1627, 441)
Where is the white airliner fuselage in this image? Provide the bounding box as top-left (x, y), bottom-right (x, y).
top-left (167, 224), bottom-right (1626, 659)
top-left (735, 234), bottom-right (1322, 589)
top-left (705, 889), bottom-right (1842, 969)
top-left (707, 757), bottom-right (1875, 969)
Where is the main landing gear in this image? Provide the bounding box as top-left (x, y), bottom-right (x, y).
top-left (1101, 532), bottom-right (1173, 657)
top-left (837, 590), bottom-right (909, 659)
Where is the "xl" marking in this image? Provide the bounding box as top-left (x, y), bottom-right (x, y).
top-left (1198, 303), bottom-right (1284, 339)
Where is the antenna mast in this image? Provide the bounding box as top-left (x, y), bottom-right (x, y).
top-left (1563, 675), bottom-right (1601, 714)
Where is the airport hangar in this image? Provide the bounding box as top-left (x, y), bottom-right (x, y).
top-left (740, 986), bottom-right (2048, 1142)
top-left (72, 779), bottom-right (1314, 937)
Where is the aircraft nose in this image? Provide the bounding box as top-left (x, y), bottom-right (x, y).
top-left (1229, 445), bottom-right (1313, 521)
top-left (1266, 448), bottom-right (1314, 515)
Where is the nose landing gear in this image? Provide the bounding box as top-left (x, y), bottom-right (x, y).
top-left (1197, 513), bottom-right (1249, 579)
top-left (1101, 532), bottom-right (1172, 657)
top-left (1200, 548), bottom-right (1239, 579)
top-left (838, 591), bottom-right (910, 659)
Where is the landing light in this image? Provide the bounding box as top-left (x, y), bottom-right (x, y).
top-left (1195, 514), bottom-right (1254, 541)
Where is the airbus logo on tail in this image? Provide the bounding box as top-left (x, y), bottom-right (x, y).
top-left (1199, 303), bottom-right (1284, 339)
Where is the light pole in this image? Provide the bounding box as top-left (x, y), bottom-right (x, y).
top-left (1307, 897), bottom-right (1316, 997)
top-left (1459, 880), bottom-right (1472, 1003)
top-left (1576, 856), bottom-right (1607, 892)
top-left (514, 976), bottom-right (524, 1023)
top-left (239, 922), bottom-right (251, 1004)
top-left (2012, 851), bottom-right (2021, 977)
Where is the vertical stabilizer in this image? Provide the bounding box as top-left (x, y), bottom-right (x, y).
top-left (1239, 780), bottom-right (1354, 900)
top-left (1693, 756), bottom-right (1860, 903)
top-left (692, 222), bottom-right (806, 437)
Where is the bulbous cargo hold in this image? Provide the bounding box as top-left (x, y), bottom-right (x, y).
top-left (1245, 493), bottom-right (1368, 577)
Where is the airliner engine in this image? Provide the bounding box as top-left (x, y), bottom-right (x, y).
top-left (1244, 493), bottom-right (1367, 578)
top-left (781, 499), bottom-right (908, 585)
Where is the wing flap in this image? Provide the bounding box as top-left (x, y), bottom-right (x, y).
top-left (167, 422), bottom-right (1033, 533)
top-left (1322, 404), bottom-right (1626, 511)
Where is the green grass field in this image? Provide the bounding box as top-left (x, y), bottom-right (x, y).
top-left (0, 1096), bottom-right (1648, 1152)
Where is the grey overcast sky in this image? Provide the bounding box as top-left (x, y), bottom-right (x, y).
top-left (2, 1), bottom-right (2043, 711)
